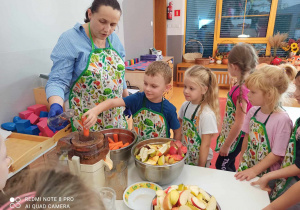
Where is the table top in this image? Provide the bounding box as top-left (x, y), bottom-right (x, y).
top-left (177, 62), bottom-right (228, 69)
top-left (115, 159), bottom-right (270, 210)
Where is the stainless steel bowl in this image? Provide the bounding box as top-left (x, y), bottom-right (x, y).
top-left (131, 138), bottom-right (188, 185)
top-left (100, 128), bottom-right (137, 163)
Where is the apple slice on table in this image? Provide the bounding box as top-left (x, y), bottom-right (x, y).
top-left (178, 205), bottom-right (192, 210)
top-left (189, 186), bottom-right (199, 196)
top-left (199, 188), bottom-right (211, 202)
top-left (181, 145), bottom-right (188, 154)
top-left (191, 197), bottom-right (206, 210)
top-left (178, 190), bottom-right (191, 206)
top-left (163, 193), bottom-right (173, 210)
top-left (169, 190), bottom-right (180, 206)
top-left (206, 196), bottom-right (217, 210)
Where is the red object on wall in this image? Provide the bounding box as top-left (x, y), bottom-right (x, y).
top-left (167, 1), bottom-right (173, 20)
top-left (174, 10), bottom-right (180, 16)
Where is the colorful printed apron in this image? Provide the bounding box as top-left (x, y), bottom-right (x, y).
top-left (69, 23), bottom-right (127, 131)
top-left (215, 86), bottom-right (243, 153)
top-left (181, 102), bottom-right (203, 166)
top-left (132, 96), bottom-right (168, 142)
top-left (270, 118), bottom-right (298, 200)
top-left (238, 107), bottom-right (272, 177)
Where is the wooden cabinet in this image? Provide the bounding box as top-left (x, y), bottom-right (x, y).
top-left (176, 62), bottom-right (232, 89)
top-left (125, 56), bottom-right (174, 100)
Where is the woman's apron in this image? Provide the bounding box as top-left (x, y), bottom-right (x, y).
top-left (132, 96), bottom-right (168, 142)
top-left (270, 118), bottom-right (298, 200)
top-left (215, 86), bottom-right (243, 153)
top-left (181, 102), bottom-right (203, 166)
top-left (69, 23), bottom-right (127, 131)
top-left (238, 107), bottom-right (272, 177)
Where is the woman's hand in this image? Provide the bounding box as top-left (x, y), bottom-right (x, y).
top-left (219, 144), bottom-right (230, 156)
top-left (82, 108), bottom-right (98, 128)
top-left (235, 168), bottom-right (257, 181)
top-left (251, 175), bottom-right (272, 193)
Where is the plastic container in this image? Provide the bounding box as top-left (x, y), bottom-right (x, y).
top-left (47, 110), bottom-right (75, 128)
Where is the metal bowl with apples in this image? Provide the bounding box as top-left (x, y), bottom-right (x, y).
top-left (131, 138), bottom-right (188, 185)
top-left (151, 184), bottom-right (221, 210)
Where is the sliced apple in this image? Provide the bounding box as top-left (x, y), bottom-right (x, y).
top-left (141, 148), bottom-right (149, 162)
top-left (169, 190), bottom-right (180, 206)
top-left (164, 186), bottom-right (171, 194)
top-left (171, 154), bottom-right (184, 161)
top-left (168, 157), bottom-right (175, 164)
top-left (156, 190), bottom-right (166, 197)
top-left (196, 193), bottom-right (203, 201)
top-left (178, 190), bottom-right (190, 206)
top-left (174, 140), bottom-right (183, 148)
top-left (199, 188), bottom-right (211, 202)
top-left (159, 144), bottom-right (170, 155)
top-left (150, 155), bottom-right (159, 163)
top-left (163, 193), bottom-right (172, 210)
top-left (206, 196), bottom-right (216, 210)
top-left (178, 205), bottom-right (192, 210)
top-left (148, 148), bottom-right (156, 157)
top-left (170, 141), bottom-right (177, 149)
top-left (191, 197), bottom-right (206, 210)
top-left (171, 208), bottom-right (179, 210)
top-left (177, 146), bottom-right (183, 157)
top-left (158, 155), bottom-right (165, 165)
top-left (181, 146), bottom-right (188, 154)
top-left (165, 155), bottom-right (170, 163)
top-left (178, 184), bottom-right (185, 191)
top-left (145, 159), bottom-right (157, 165)
top-left (152, 197), bottom-right (158, 206)
top-left (158, 194), bottom-right (166, 209)
top-left (189, 186), bottom-right (199, 196)
top-left (169, 146), bottom-right (178, 155)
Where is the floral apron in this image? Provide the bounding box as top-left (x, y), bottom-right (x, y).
top-left (270, 118), bottom-right (298, 200)
top-left (132, 96), bottom-right (168, 142)
top-left (182, 102), bottom-right (203, 166)
top-left (238, 107), bottom-right (272, 177)
top-left (69, 23), bottom-right (127, 131)
top-left (215, 86), bottom-right (243, 153)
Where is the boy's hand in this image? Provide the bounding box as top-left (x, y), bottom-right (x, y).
top-left (235, 168), bottom-right (257, 181)
top-left (82, 109), bottom-right (98, 129)
top-left (251, 175), bottom-right (272, 193)
top-left (219, 144), bottom-right (230, 156)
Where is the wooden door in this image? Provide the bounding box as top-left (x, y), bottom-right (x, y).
top-left (154, 0), bottom-right (167, 56)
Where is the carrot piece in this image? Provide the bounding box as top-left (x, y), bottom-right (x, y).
top-left (112, 145), bottom-right (120, 150)
top-left (113, 134), bottom-right (119, 143)
top-left (108, 137), bottom-right (114, 144)
top-left (110, 141), bottom-right (123, 147)
top-left (81, 116), bottom-right (89, 137)
top-left (121, 142), bottom-right (130, 148)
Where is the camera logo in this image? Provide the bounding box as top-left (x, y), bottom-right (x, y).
top-left (9, 197), bottom-right (21, 209)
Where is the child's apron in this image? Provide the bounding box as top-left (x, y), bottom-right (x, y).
top-left (238, 107), bottom-right (272, 177)
top-left (132, 96), bottom-right (168, 142)
top-left (181, 102), bottom-right (204, 166)
top-left (215, 86), bottom-right (243, 153)
top-left (270, 118), bottom-right (298, 200)
top-left (69, 23), bottom-right (127, 131)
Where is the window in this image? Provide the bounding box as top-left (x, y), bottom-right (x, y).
top-left (185, 0), bottom-right (217, 57)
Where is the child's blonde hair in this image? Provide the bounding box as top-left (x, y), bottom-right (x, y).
top-left (145, 61), bottom-right (172, 84)
top-left (185, 65), bottom-right (220, 123)
top-left (228, 43), bottom-right (258, 107)
top-left (1, 168), bottom-right (105, 210)
top-left (245, 64), bottom-right (297, 111)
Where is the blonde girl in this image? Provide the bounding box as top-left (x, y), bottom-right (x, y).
top-left (179, 65), bottom-right (219, 167)
top-left (215, 43), bottom-right (257, 171)
top-left (235, 64), bottom-right (296, 183)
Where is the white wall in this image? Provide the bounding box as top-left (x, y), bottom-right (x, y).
top-left (167, 0), bottom-right (185, 36)
top-left (0, 0), bottom-right (127, 124)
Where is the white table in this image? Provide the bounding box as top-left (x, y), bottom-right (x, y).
top-left (115, 159), bottom-right (270, 210)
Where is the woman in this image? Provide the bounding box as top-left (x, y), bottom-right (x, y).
top-left (46, 0), bottom-right (129, 132)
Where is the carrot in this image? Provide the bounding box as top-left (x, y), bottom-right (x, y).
top-left (90, 63), bottom-right (97, 68)
top-left (121, 142), bottom-right (129, 148)
top-left (112, 145), bottom-right (120, 150)
top-left (108, 137), bottom-right (114, 144)
top-left (159, 115), bottom-right (164, 123)
top-left (113, 134), bottom-right (119, 143)
top-left (134, 127), bottom-right (139, 134)
top-left (81, 116), bottom-right (89, 137)
top-left (109, 141), bottom-right (123, 147)
top-left (254, 132), bottom-right (259, 140)
top-left (113, 79), bottom-right (118, 85)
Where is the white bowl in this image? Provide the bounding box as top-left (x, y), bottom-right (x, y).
top-left (123, 182), bottom-right (162, 209)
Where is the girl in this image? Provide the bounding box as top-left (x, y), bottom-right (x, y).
top-left (251, 70), bottom-right (300, 210)
top-left (179, 65), bottom-right (219, 167)
top-left (215, 43), bottom-right (257, 171)
top-left (235, 64), bottom-right (296, 182)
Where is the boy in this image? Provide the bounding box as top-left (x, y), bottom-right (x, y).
top-left (83, 61), bottom-right (181, 141)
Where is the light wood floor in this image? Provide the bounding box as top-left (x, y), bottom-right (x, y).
top-left (169, 86), bottom-right (229, 112)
